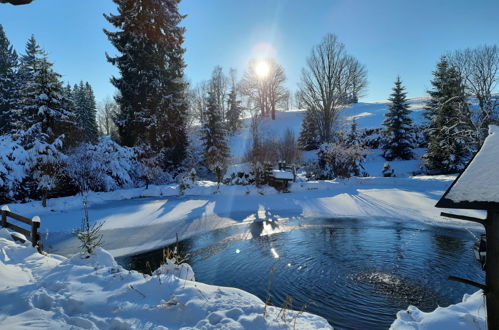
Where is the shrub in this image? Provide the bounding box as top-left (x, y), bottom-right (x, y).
top-left (316, 142), bottom-right (367, 179)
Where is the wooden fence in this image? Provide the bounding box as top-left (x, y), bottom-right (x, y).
top-left (1, 206), bottom-right (41, 251)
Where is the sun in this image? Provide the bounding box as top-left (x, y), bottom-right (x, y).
top-left (255, 60), bottom-right (270, 78)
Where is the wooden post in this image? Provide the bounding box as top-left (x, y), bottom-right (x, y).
top-left (1, 210), bottom-right (6, 228)
top-left (31, 216), bottom-right (41, 248)
top-left (486, 210), bottom-right (499, 330)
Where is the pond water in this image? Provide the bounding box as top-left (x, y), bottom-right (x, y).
top-left (118, 217), bottom-right (484, 329)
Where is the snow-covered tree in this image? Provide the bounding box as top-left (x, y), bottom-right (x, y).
top-left (316, 142), bottom-right (366, 179)
top-left (298, 107), bottom-right (320, 150)
top-left (105, 0), bottom-right (189, 170)
top-left (0, 24), bottom-right (20, 135)
top-left (17, 36), bottom-right (79, 204)
top-left (382, 77), bottom-right (414, 160)
top-left (423, 57), bottom-right (474, 174)
top-left (201, 83), bottom-right (230, 183)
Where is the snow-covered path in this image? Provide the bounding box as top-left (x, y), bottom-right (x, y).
top-left (4, 176), bottom-right (484, 258)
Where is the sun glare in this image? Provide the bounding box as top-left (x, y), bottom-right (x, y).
top-left (255, 60), bottom-right (270, 78)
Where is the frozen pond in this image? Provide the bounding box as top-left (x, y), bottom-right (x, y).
top-left (118, 217), bottom-right (484, 329)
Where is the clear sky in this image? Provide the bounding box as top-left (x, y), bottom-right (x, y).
top-left (1, 0), bottom-right (499, 103)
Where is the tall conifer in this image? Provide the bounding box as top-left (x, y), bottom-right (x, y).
top-left (105, 0), bottom-right (188, 170)
top-left (382, 77), bottom-right (414, 160)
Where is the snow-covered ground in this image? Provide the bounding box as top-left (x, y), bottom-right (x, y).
top-left (3, 175), bottom-right (484, 259)
top-left (0, 229), bottom-right (330, 329)
top-left (390, 290), bottom-right (486, 329)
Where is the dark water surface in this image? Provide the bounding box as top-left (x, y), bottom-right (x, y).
top-left (118, 217), bottom-right (484, 329)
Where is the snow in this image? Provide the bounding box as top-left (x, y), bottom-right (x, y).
top-left (0, 228), bottom-right (331, 329)
top-left (271, 169), bottom-right (293, 180)
top-left (390, 290), bottom-right (486, 330)
top-left (446, 125), bottom-right (499, 204)
top-left (2, 175), bottom-right (484, 258)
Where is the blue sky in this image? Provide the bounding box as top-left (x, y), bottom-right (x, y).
top-left (1, 0), bottom-right (499, 103)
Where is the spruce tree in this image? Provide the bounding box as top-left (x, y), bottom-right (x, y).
top-left (19, 36), bottom-right (78, 146)
top-left (72, 81), bottom-right (98, 143)
top-left (382, 77), bottom-right (414, 160)
top-left (0, 24), bottom-right (20, 134)
top-left (298, 108), bottom-right (320, 150)
top-left (225, 86), bottom-right (242, 134)
top-left (105, 0), bottom-right (189, 170)
top-left (18, 36), bottom-right (79, 204)
top-left (201, 87), bottom-right (229, 182)
top-left (423, 57), bottom-right (473, 174)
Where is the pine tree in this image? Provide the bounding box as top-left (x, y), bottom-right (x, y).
top-left (18, 36), bottom-right (79, 204)
top-left (423, 57), bottom-right (473, 174)
top-left (72, 82), bottom-right (98, 143)
top-left (201, 88), bottom-right (229, 183)
top-left (298, 108), bottom-right (320, 150)
top-left (0, 24), bottom-right (21, 135)
top-left (105, 0), bottom-right (189, 170)
top-left (225, 86), bottom-right (242, 134)
top-left (382, 77), bottom-right (414, 160)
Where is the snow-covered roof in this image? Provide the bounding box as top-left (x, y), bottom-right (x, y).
top-left (271, 170), bottom-right (294, 180)
top-left (437, 125), bottom-right (499, 210)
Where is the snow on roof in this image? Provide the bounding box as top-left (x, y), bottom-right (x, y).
top-left (271, 170), bottom-right (294, 180)
top-left (442, 125), bottom-right (499, 206)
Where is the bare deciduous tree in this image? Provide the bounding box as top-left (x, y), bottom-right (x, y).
top-left (299, 34), bottom-right (367, 143)
top-left (240, 58), bottom-right (288, 120)
top-left (97, 98), bottom-right (119, 138)
top-left (449, 45), bottom-right (499, 143)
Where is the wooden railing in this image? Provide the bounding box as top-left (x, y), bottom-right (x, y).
top-left (1, 206), bottom-right (41, 251)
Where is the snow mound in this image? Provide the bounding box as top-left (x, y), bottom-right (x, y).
top-left (67, 247), bottom-right (118, 268)
top-left (390, 290), bottom-right (486, 330)
top-left (153, 262), bottom-right (195, 281)
top-left (0, 229), bottom-right (331, 329)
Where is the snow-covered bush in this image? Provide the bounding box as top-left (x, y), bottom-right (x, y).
top-left (0, 135), bottom-right (30, 202)
top-left (223, 163), bottom-right (255, 185)
top-left (382, 163), bottom-right (395, 177)
top-left (316, 142), bottom-right (367, 179)
top-left (360, 128), bottom-right (385, 149)
top-left (65, 137), bottom-right (140, 192)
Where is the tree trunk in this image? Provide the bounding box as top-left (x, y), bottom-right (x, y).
top-left (486, 211), bottom-right (499, 330)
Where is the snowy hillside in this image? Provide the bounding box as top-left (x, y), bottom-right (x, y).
top-left (229, 97), bottom-right (429, 170)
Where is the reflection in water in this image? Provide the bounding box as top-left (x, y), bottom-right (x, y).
top-left (119, 217), bottom-right (484, 330)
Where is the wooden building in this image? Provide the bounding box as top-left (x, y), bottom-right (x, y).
top-left (436, 125), bottom-right (499, 330)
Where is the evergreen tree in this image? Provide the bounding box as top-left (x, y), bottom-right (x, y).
top-left (72, 81), bottom-right (98, 143)
top-left (18, 36), bottom-right (79, 204)
top-left (201, 87), bottom-right (229, 183)
top-left (19, 36), bottom-right (77, 145)
top-left (298, 108), bottom-right (320, 150)
top-left (382, 77), bottom-right (414, 160)
top-left (105, 0), bottom-right (189, 170)
top-left (0, 24), bottom-right (20, 134)
top-left (347, 118), bottom-right (361, 147)
top-left (423, 57), bottom-right (473, 174)
top-left (225, 85), bottom-right (242, 134)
